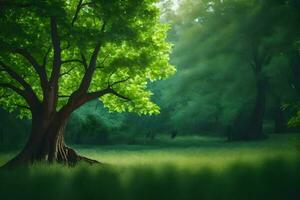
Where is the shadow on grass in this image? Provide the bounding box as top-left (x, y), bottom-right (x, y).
top-left (0, 158), bottom-right (299, 200)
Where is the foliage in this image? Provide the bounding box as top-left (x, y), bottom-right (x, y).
top-left (288, 40), bottom-right (300, 127)
top-left (0, 0), bottom-right (175, 118)
top-left (66, 114), bottom-right (109, 144)
top-left (153, 0), bottom-right (300, 135)
top-left (288, 109), bottom-right (300, 127)
top-left (0, 108), bottom-right (29, 150)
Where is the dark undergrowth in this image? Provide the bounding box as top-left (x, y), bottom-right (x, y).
top-left (0, 157), bottom-right (300, 200)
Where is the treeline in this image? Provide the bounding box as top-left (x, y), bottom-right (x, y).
top-left (0, 109), bottom-right (29, 150)
top-left (1, 0), bottom-right (300, 148)
top-left (0, 101), bottom-right (169, 148)
top-left (154, 0), bottom-right (300, 140)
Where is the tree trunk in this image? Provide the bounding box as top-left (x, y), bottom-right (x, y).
top-left (245, 74), bottom-right (267, 140)
top-left (0, 127), bottom-right (3, 145)
top-left (1, 113), bottom-right (100, 168)
top-left (288, 49), bottom-right (300, 94)
top-left (273, 100), bottom-right (286, 134)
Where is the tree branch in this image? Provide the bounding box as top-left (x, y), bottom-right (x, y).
top-left (107, 88), bottom-right (131, 101)
top-left (14, 48), bottom-right (48, 90)
top-left (0, 60), bottom-right (32, 91)
top-left (14, 49), bottom-right (40, 68)
top-left (57, 21), bottom-right (109, 117)
top-left (60, 57), bottom-right (89, 77)
top-left (100, 54), bottom-right (109, 65)
top-left (73, 21), bottom-right (107, 95)
top-left (42, 47), bottom-right (52, 68)
top-left (80, 52), bottom-right (88, 70)
top-left (71, 0), bottom-right (95, 26)
top-left (77, 87), bottom-right (131, 105)
top-left (58, 95), bottom-right (71, 98)
top-left (87, 77), bottom-right (131, 101)
top-left (49, 16), bottom-right (62, 84)
top-left (72, 0), bottom-right (84, 26)
top-left (75, 42), bottom-right (101, 94)
top-left (61, 59), bottom-right (83, 65)
top-left (60, 67), bottom-right (76, 77)
top-left (0, 83), bottom-right (26, 98)
top-left (0, 61), bottom-right (41, 109)
top-left (14, 104), bottom-right (30, 110)
top-left (109, 77), bottom-right (130, 88)
top-left (58, 86), bottom-right (130, 120)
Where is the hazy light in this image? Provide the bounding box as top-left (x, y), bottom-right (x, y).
top-left (171, 0), bottom-right (180, 11)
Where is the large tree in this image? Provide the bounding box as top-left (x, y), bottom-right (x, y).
top-left (0, 0), bottom-right (175, 167)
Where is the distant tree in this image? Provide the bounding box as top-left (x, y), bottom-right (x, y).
top-left (288, 40), bottom-right (300, 127)
top-left (206, 0), bottom-right (299, 139)
top-left (162, 0), bottom-right (300, 139)
top-left (0, 0), bottom-right (175, 167)
top-left (170, 129), bottom-right (177, 139)
top-left (79, 114), bottom-right (109, 144)
top-left (0, 108), bottom-right (29, 148)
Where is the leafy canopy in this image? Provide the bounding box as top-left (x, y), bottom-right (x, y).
top-left (157, 0), bottom-right (300, 132)
top-left (0, 0), bottom-right (175, 118)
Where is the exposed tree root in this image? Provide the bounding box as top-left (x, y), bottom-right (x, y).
top-left (0, 145), bottom-right (102, 170)
top-left (58, 145), bottom-right (102, 166)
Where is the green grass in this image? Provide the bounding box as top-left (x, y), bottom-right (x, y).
top-left (71, 134), bottom-right (300, 170)
top-left (0, 134), bottom-right (300, 200)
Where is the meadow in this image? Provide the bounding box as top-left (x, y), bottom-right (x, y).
top-left (1, 1), bottom-right (300, 200)
top-left (0, 134), bottom-right (300, 200)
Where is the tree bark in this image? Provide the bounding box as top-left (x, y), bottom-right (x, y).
top-left (274, 108), bottom-right (286, 133)
top-left (288, 49), bottom-right (300, 94)
top-left (273, 99), bottom-right (286, 134)
top-left (244, 74), bottom-right (267, 140)
top-left (1, 112), bottom-right (100, 169)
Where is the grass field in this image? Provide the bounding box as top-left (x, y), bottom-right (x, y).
top-left (0, 134), bottom-right (300, 200)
